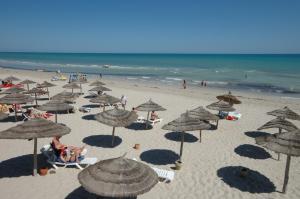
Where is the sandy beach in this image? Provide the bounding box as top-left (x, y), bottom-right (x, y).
top-left (0, 67), bottom-right (300, 199)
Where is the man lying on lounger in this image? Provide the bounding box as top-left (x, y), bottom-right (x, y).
top-left (150, 111), bottom-right (159, 121)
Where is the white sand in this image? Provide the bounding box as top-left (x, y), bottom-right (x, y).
top-left (0, 68), bottom-right (300, 199)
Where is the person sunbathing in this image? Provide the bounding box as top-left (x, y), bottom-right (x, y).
top-left (51, 136), bottom-right (86, 162)
top-left (150, 111), bottom-right (159, 121)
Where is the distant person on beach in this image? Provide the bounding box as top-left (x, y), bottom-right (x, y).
top-left (99, 73), bottom-right (102, 79)
top-left (201, 80), bottom-right (204, 87)
top-left (183, 80), bottom-right (187, 89)
top-left (132, 107), bottom-right (137, 113)
top-left (150, 111), bottom-right (159, 120)
top-left (204, 81), bottom-right (207, 87)
top-left (121, 95), bottom-right (127, 110)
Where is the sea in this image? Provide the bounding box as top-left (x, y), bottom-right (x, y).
top-left (0, 52), bottom-right (300, 97)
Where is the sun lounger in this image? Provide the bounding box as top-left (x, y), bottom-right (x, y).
top-left (79, 107), bottom-right (91, 113)
top-left (40, 144), bottom-right (97, 170)
top-left (131, 158), bottom-right (174, 183)
top-left (228, 112), bottom-right (242, 119)
top-left (152, 167), bottom-right (175, 183)
top-left (136, 116), bottom-right (163, 125)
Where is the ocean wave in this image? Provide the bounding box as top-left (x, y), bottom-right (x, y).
top-left (165, 77), bottom-right (183, 81)
top-left (142, 76), bottom-right (151, 79)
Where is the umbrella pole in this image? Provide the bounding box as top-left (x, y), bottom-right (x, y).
top-left (282, 155), bottom-right (291, 193)
top-left (55, 112), bottom-right (57, 123)
top-left (46, 87), bottom-right (50, 100)
top-left (277, 128), bottom-right (282, 160)
top-left (35, 93), bottom-right (38, 106)
top-left (33, 138), bottom-right (37, 176)
top-left (14, 104), bottom-right (17, 122)
top-left (80, 83), bottom-right (82, 94)
top-left (145, 111), bottom-right (150, 129)
top-left (179, 131), bottom-right (185, 162)
top-left (72, 88), bottom-right (73, 94)
top-left (199, 130), bottom-right (202, 143)
top-left (111, 127), bottom-right (116, 146)
top-left (27, 84), bottom-right (29, 91)
top-left (216, 120), bottom-right (219, 129)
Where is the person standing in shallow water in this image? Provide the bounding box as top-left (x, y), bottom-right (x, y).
top-left (183, 80), bottom-right (187, 89)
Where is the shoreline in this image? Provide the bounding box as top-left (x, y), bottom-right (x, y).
top-left (1, 65), bottom-right (300, 102)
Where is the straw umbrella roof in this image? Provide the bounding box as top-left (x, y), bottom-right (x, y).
top-left (51, 91), bottom-right (79, 102)
top-left (0, 118), bottom-right (70, 139)
top-left (162, 112), bottom-right (211, 132)
top-left (189, 106), bottom-right (219, 121)
top-left (136, 99), bottom-right (166, 112)
top-left (206, 101), bottom-right (236, 112)
top-left (78, 155), bottom-right (158, 198)
top-left (1, 87), bottom-right (26, 94)
top-left (257, 118), bottom-right (298, 132)
top-left (90, 94), bottom-right (120, 104)
top-left (37, 100), bottom-right (73, 112)
top-left (0, 112), bottom-right (9, 120)
top-left (24, 87), bottom-right (48, 95)
top-left (0, 93), bottom-right (34, 104)
top-left (63, 82), bottom-right (81, 89)
top-left (89, 86), bottom-right (112, 92)
top-left (37, 81), bottom-right (56, 88)
top-left (255, 129), bottom-right (300, 193)
top-left (255, 129), bottom-right (300, 156)
top-left (267, 107), bottom-right (300, 121)
top-left (19, 79), bottom-right (36, 85)
top-left (89, 80), bottom-right (105, 86)
top-left (216, 92), bottom-right (241, 104)
top-left (95, 108), bottom-right (138, 127)
top-left (3, 76), bottom-right (20, 81)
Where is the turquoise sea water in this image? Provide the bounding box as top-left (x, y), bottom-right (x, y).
top-left (0, 52), bottom-right (300, 95)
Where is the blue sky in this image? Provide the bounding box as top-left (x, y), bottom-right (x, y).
top-left (0, 0), bottom-right (299, 53)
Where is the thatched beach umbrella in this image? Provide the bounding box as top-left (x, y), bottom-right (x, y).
top-left (89, 86), bottom-right (112, 93)
top-left (20, 79), bottom-right (36, 91)
top-left (63, 82), bottom-right (81, 94)
top-left (73, 79), bottom-right (88, 94)
top-left (95, 108), bottom-right (138, 146)
top-left (51, 91), bottom-right (79, 103)
top-left (189, 106), bottom-right (219, 142)
top-left (162, 112), bottom-right (211, 161)
top-left (0, 118), bottom-right (70, 176)
top-left (255, 129), bottom-right (300, 193)
top-left (37, 81), bottom-right (56, 99)
top-left (78, 154), bottom-right (158, 198)
top-left (89, 80), bottom-right (105, 86)
top-left (136, 99), bottom-right (166, 129)
top-left (3, 75), bottom-right (20, 83)
top-left (90, 94), bottom-right (120, 111)
top-left (216, 91), bottom-right (241, 104)
top-left (36, 100), bottom-right (73, 123)
top-left (0, 93), bottom-right (34, 121)
top-left (206, 101), bottom-right (235, 128)
top-left (0, 112), bottom-right (9, 120)
top-left (257, 118), bottom-right (298, 160)
top-left (1, 87), bottom-right (26, 94)
top-left (24, 88), bottom-right (48, 106)
top-left (267, 107), bottom-right (300, 121)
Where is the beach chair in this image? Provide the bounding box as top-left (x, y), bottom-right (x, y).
top-left (136, 116), bottom-right (163, 125)
top-left (40, 144), bottom-right (97, 170)
top-left (228, 112), bottom-right (242, 119)
top-left (152, 167), bottom-right (175, 183)
top-left (79, 107), bottom-right (91, 113)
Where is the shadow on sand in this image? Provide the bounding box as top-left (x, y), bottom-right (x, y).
top-left (82, 114), bottom-right (96, 121)
top-left (65, 187), bottom-right (136, 199)
top-left (244, 131), bottom-right (271, 138)
top-left (83, 135), bottom-right (122, 148)
top-left (217, 166), bottom-right (276, 193)
top-left (140, 149), bottom-right (179, 165)
top-left (125, 123), bottom-right (153, 131)
top-left (234, 144), bottom-right (271, 159)
top-left (0, 154), bottom-right (47, 178)
top-left (164, 132), bottom-right (198, 143)
top-left (0, 115), bottom-right (24, 122)
top-left (82, 104), bottom-right (100, 109)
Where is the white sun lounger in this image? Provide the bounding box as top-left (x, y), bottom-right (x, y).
top-left (132, 158), bottom-right (174, 183)
top-left (40, 144), bottom-right (97, 170)
top-left (136, 116), bottom-right (163, 125)
top-left (228, 112), bottom-right (242, 119)
top-left (152, 167), bottom-right (175, 183)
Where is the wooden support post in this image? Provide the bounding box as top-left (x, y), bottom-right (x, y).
top-left (282, 155), bottom-right (291, 193)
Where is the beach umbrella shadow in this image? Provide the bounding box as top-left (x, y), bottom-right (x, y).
top-left (82, 135), bottom-right (122, 148)
top-left (0, 115), bottom-right (24, 123)
top-left (82, 114), bottom-right (96, 121)
top-left (217, 166), bottom-right (276, 193)
top-left (0, 154), bottom-right (47, 178)
top-left (164, 132), bottom-right (198, 143)
top-left (244, 131), bottom-right (271, 138)
top-left (65, 186), bottom-right (136, 199)
top-left (140, 149), bottom-right (179, 165)
top-left (234, 144), bottom-right (271, 159)
top-left (125, 123), bottom-right (153, 131)
top-left (82, 104), bottom-right (100, 108)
